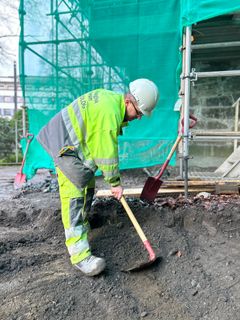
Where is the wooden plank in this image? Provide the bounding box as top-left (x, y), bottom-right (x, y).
top-left (96, 179), bottom-right (240, 198)
top-left (164, 179), bottom-right (240, 187)
top-left (96, 187), bottom-right (214, 198)
top-left (215, 184), bottom-right (239, 195)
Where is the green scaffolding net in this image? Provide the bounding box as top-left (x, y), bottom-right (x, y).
top-left (19, 0), bottom-right (240, 179)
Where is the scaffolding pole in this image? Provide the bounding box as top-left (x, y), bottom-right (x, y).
top-left (179, 33), bottom-right (186, 179)
top-left (192, 41), bottom-right (240, 50)
top-left (196, 70), bottom-right (240, 78)
top-left (234, 98), bottom-right (240, 150)
top-left (14, 61), bottom-right (18, 163)
top-left (183, 26), bottom-right (192, 200)
top-left (54, 0), bottom-right (60, 109)
top-left (19, 0), bottom-right (26, 120)
top-left (19, 0), bottom-right (29, 143)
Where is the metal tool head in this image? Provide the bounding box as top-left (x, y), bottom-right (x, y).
top-left (14, 173), bottom-right (27, 190)
top-left (140, 177), bottom-right (163, 202)
top-left (122, 256), bottom-right (161, 272)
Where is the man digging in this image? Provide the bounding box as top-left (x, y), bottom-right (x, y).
top-left (37, 79), bottom-right (159, 276)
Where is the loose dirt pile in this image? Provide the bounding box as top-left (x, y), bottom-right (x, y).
top-left (1, 171), bottom-right (240, 320)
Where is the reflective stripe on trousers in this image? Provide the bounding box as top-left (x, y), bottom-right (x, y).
top-left (56, 167), bottom-right (95, 265)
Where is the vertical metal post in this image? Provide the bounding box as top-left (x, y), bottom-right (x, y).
top-left (14, 61), bottom-right (18, 163)
top-left (179, 33), bottom-right (186, 178)
top-left (21, 105), bottom-right (27, 137)
top-left (183, 26), bottom-right (192, 199)
top-left (19, 0), bottom-right (27, 141)
top-left (55, 0), bottom-right (59, 109)
top-left (88, 6), bottom-right (92, 91)
top-left (19, 0), bottom-right (26, 106)
top-left (234, 99), bottom-right (239, 151)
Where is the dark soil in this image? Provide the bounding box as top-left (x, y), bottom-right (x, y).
top-left (1, 168), bottom-right (240, 320)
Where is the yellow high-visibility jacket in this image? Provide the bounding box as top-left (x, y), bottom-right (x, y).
top-left (37, 89), bottom-right (127, 187)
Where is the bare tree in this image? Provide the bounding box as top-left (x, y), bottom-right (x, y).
top-left (0, 0), bottom-right (20, 71)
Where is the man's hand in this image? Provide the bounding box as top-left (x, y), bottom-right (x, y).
top-left (111, 185), bottom-right (123, 200)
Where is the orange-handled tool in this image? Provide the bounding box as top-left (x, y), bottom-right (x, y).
top-left (120, 196), bottom-right (158, 271)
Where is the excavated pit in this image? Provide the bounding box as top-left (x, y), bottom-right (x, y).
top-left (1, 167), bottom-right (240, 320)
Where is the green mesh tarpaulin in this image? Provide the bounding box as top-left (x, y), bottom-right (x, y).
top-left (19, 0), bottom-right (181, 179)
top-left (19, 0), bottom-right (240, 179)
top-left (181, 0), bottom-right (240, 26)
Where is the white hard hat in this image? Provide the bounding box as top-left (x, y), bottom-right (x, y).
top-left (129, 78), bottom-right (159, 116)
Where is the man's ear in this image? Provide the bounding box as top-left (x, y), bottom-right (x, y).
top-left (124, 93), bottom-right (132, 104)
top-left (125, 96), bottom-right (132, 108)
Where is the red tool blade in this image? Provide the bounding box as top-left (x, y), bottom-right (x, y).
top-left (14, 173), bottom-right (27, 189)
top-left (140, 177), bottom-right (163, 202)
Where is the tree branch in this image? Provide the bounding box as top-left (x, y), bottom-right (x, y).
top-left (0, 35), bottom-right (19, 39)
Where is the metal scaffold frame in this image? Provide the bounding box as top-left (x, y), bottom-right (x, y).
top-left (19, 1), bottom-right (240, 197)
top-left (19, 0), bottom-right (127, 114)
top-left (181, 25), bottom-right (240, 198)
top-left (181, 26), bottom-right (192, 199)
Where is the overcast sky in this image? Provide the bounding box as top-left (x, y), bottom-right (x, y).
top-left (0, 0), bottom-right (20, 76)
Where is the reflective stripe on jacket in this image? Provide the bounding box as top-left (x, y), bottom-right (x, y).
top-left (37, 89), bottom-right (126, 186)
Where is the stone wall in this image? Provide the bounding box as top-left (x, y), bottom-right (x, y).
top-left (187, 59), bottom-right (240, 169)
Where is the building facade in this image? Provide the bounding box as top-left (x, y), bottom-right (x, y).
top-left (0, 76), bottom-right (23, 118)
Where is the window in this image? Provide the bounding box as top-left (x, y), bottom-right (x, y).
top-left (3, 108), bottom-right (14, 116)
top-left (4, 96), bottom-right (13, 103)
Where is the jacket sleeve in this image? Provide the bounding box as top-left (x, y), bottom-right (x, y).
top-left (87, 129), bottom-right (121, 187)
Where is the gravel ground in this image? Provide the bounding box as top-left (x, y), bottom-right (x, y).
top-left (1, 166), bottom-right (240, 320)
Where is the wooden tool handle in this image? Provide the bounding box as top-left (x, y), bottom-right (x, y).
top-left (121, 196), bottom-right (156, 261)
top-left (120, 196), bottom-right (147, 243)
top-left (19, 134), bottom-right (34, 172)
top-left (155, 135), bottom-right (182, 180)
top-left (167, 135), bottom-right (182, 160)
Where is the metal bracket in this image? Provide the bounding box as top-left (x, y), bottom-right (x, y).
top-left (181, 68), bottom-right (198, 82)
top-left (182, 131), bottom-right (193, 139)
top-left (179, 45), bottom-right (186, 52)
top-left (190, 68), bottom-right (198, 82)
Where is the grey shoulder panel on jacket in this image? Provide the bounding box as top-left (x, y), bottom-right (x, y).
top-left (36, 111), bottom-right (73, 161)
